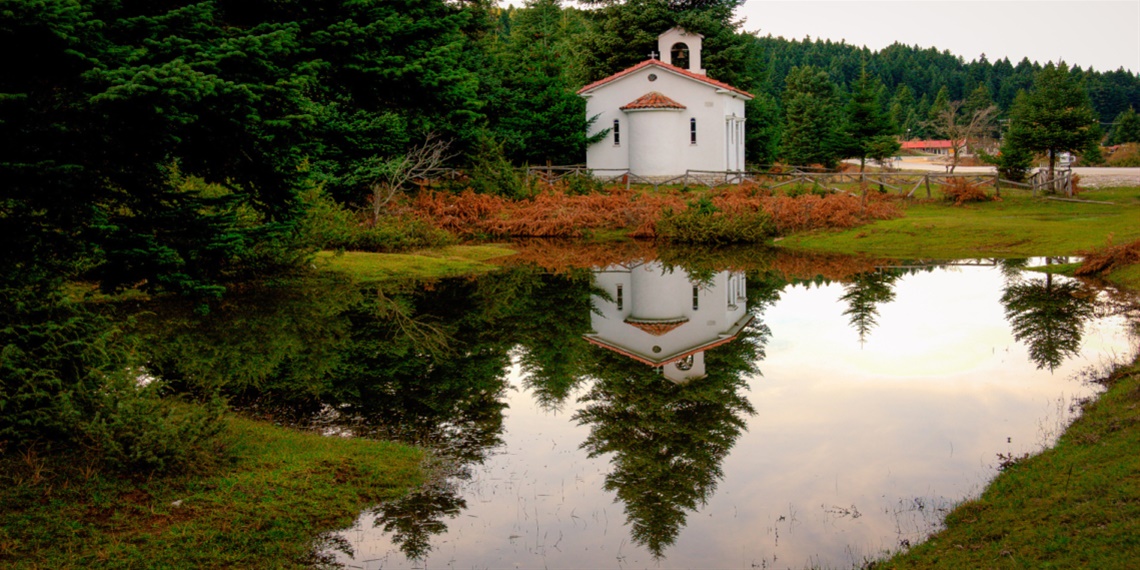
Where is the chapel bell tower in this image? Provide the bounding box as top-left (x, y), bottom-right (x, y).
top-left (657, 27), bottom-right (705, 76)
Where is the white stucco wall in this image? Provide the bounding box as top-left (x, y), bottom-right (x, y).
top-left (627, 108), bottom-right (685, 178)
top-left (582, 63), bottom-right (751, 177)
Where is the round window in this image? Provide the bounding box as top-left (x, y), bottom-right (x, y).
top-left (652, 345), bottom-right (662, 353)
top-left (647, 73), bottom-right (657, 82)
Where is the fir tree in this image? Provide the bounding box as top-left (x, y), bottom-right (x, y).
top-left (1004, 63), bottom-right (1101, 181)
top-left (781, 66), bottom-right (842, 168)
top-left (841, 68), bottom-right (900, 171)
top-left (1109, 107), bottom-right (1140, 144)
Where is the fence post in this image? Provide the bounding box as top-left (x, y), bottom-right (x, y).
top-left (924, 175), bottom-right (931, 198)
top-left (994, 173), bottom-right (1000, 197)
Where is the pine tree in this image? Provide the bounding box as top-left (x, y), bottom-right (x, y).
top-left (488, 0), bottom-right (598, 165)
top-left (890, 84), bottom-right (917, 138)
top-left (1109, 107), bottom-right (1140, 145)
top-left (745, 92), bottom-right (782, 165)
top-left (840, 68), bottom-right (900, 171)
top-left (780, 66), bottom-right (842, 168)
top-left (1004, 62), bottom-right (1101, 181)
top-left (963, 84), bottom-right (995, 116)
top-left (927, 86), bottom-right (951, 130)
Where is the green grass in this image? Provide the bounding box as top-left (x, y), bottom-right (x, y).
top-left (1106, 263), bottom-right (1140, 290)
top-left (315, 244), bottom-right (517, 282)
top-left (0, 416), bottom-right (423, 569)
top-left (778, 187), bottom-right (1140, 258)
top-left (876, 362), bottom-right (1140, 569)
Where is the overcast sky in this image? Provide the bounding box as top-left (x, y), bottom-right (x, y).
top-left (510, 0), bottom-right (1140, 74)
top-left (738, 1), bottom-right (1139, 73)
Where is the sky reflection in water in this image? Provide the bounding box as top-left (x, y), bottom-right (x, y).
top-left (330, 259), bottom-right (1135, 570)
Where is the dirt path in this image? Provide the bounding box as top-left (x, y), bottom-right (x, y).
top-left (857, 158), bottom-right (1140, 187)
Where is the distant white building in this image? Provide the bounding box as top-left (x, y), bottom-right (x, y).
top-left (585, 261), bottom-right (752, 384)
top-left (577, 28), bottom-right (753, 180)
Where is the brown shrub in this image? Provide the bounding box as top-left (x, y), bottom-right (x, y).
top-left (1075, 236), bottom-right (1140, 277)
top-left (409, 186), bottom-right (901, 240)
top-left (941, 178), bottom-right (992, 205)
top-left (760, 191), bottom-right (901, 234)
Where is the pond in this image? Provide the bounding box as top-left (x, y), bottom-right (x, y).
top-left (131, 248), bottom-right (1138, 569)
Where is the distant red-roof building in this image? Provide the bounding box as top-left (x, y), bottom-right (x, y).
top-left (900, 140), bottom-right (954, 155)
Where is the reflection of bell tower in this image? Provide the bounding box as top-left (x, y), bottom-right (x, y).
top-left (658, 27), bottom-right (705, 75)
top-left (585, 261), bottom-right (751, 384)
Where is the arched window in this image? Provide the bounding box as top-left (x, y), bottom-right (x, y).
top-left (690, 118), bottom-right (697, 144)
top-left (670, 42), bottom-right (690, 70)
top-left (613, 119), bottom-right (620, 145)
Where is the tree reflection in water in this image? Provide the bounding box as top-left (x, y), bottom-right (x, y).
top-left (341, 268), bottom-right (597, 559)
top-left (367, 479), bottom-right (466, 561)
top-left (1001, 270), bottom-right (1097, 371)
top-left (573, 269), bottom-right (777, 558)
top-left (840, 270), bottom-right (901, 344)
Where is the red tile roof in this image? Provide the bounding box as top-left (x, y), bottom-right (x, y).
top-left (620, 91), bottom-right (686, 111)
top-left (900, 140), bottom-right (953, 149)
top-left (577, 59), bottom-right (754, 99)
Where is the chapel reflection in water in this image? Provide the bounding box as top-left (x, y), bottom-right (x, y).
top-left (575, 261), bottom-right (770, 557)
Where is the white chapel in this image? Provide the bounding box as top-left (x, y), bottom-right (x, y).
top-left (577, 28), bottom-right (752, 179)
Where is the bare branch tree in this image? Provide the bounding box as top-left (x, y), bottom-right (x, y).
top-left (353, 134), bottom-right (452, 225)
top-left (925, 101), bottom-right (998, 173)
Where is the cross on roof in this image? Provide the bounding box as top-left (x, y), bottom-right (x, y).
top-left (648, 50), bottom-right (659, 60)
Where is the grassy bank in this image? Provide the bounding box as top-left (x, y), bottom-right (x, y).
top-left (774, 186), bottom-right (1140, 568)
top-left (0, 416), bottom-right (423, 569)
top-left (779, 187), bottom-right (1140, 258)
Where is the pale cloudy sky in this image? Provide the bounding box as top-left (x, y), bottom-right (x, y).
top-left (508, 0), bottom-right (1140, 74)
top-left (739, 1), bottom-right (1139, 73)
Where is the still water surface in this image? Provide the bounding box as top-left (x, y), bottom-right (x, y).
top-left (313, 256), bottom-right (1136, 569)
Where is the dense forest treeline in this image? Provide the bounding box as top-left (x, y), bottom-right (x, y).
top-left (1, 0), bottom-right (1138, 466)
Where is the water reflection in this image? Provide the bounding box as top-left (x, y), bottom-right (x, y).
top-left (840, 270), bottom-right (902, 344)
top-left (366, 478), bottom-right (466, 561)
top-left (115, 249), bottom-right (1138, 569)
top-left (576, 261), bottom-right (768, 556)
top-left (1002, 271), bottom-right (1097, 371)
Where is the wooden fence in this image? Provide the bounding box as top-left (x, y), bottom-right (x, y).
top-left (411, 165), bottom-right (1077, 198)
